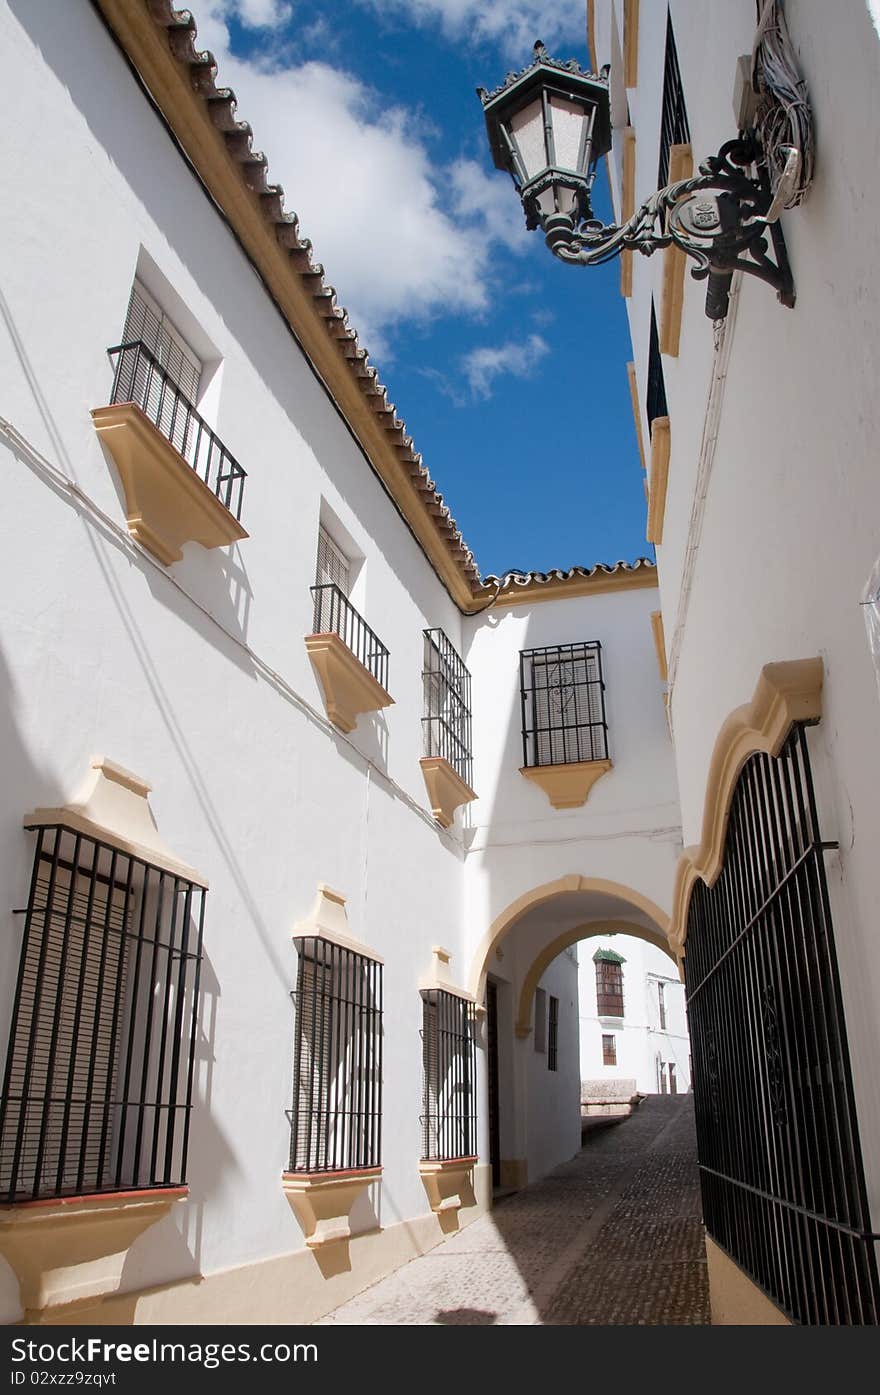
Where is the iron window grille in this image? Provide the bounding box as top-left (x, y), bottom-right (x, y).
top-left (107, 341), bottom-right (246, 522)
top-left (646, 300), bottom-right (668, 437)
top-left (422, 629), bottom-right (474, 788)
top-left (420, 990), bottom-right (478, 1161)
top-left (658, 981), bottom-right (667, 1031)
top-left (289, 936), bottom-right (383, 1173)
top-left (686, 723), bottom-right (880, 1325)
top-left (520, 642), bottom-right (608, 769)
top-left (0, 825), bottom-right (205, 1204)
top-left (596, 960), bottom-right (625, 1019)
top-left (602, 1033), bottom-right (617, 1066)
top-left (310, 584), bottom-right (390, 693)
top-left (548, 995), bottom-right (559, 1072)
top-left (657, 9), bottom-right (690, 190)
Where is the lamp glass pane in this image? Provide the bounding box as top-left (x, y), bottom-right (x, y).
top-left (509, 98), bottom-right (546, 181)
top-left (550, 93), bottom-right (589, 172)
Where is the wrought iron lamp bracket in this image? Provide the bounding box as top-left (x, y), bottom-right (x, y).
top-left (547, 137), bottom-right (795, 319)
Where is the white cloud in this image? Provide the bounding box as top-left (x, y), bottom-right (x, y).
top-left (461, 332), bottom-right (549, 400)
top-left (358, 0), bottom-right (585, 58)
top-left (191, 6), bottom-right (534, 359)
top-left (210, 0), bottom-right (293, 30)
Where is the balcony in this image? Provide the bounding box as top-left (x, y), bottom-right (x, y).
top-left (91, 340), bottom-right (248, 566)
top-left (519, 642), bottom-right (613, 808)
top-left (306, 584), bottom-right (393, 733)
top-left (420, 629), bottom-right (477, 828)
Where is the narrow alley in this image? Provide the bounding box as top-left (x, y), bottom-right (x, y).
top-left (318, 1097), bottom-right (709, 1326)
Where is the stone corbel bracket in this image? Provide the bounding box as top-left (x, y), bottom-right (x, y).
top-left (668, 658), bottom-right (824, 954)
top-left (419, 756), bottom-right (477, 829)
top-left (418, 1157), bottom-right (477, 1215)
top-left (305, 633), bottom-right (394, 733)
top-left (520, 758), bottom-right (613, 808)
top-left (282, 1168), bottom-right (382, 1249)
top-left (92, 403), bottom-right (247, 566)
top-left (0, 1188), bottom-right (186, 1318)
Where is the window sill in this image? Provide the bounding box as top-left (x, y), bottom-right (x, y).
top-left (520, 758), bottom-right (613, 808)
top-left (419, 756), bottom-right (477, 829)
top-left (305, 632), bottom-right (394, 733)
top-left (91, 402), bottom-right (248, 566)
top-left (418, 1156), bottom-right (478, 1215)
top-left (0, 1186), bottom-right (187, 1318)
top-left (282, 1167), bottom-right (382, 1250)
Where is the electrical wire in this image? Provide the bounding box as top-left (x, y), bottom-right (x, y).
top-left (752, 0), bottom-right (815, 206)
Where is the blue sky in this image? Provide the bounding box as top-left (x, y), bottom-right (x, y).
top-left (198, 1), bottom-right (648, 579)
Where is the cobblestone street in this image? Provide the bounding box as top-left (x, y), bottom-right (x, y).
top-left (318, 1095), bottom-right (709, 1325)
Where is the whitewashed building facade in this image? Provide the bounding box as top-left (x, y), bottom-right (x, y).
top-left (0, 0), bottom-right (679, 1326)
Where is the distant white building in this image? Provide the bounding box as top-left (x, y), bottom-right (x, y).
top-left (578, 936), bottom-right (690, 1096)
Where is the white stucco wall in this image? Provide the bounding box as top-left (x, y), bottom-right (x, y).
top-left (577, 934), bottom-right (690, 1095)
top-left (594, 0), bottom-right (880, 1225)
top-left (526, 948), bottom-right (581, 1182)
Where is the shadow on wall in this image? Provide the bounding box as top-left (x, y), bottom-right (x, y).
top-left (8, 0), bottom-right (448, 623)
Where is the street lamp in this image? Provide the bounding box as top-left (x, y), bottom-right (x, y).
top-left (478, 39), bottom-right (811, 321)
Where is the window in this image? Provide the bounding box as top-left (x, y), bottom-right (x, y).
top-left (594, 952), bottom-right (625, 1018)
top-left (533, 987), bottom-right (547, 1053)
top-left (602, 1034), bottom-right (617, 1066)
top-left (123, 279), bottom-right (203, 403)
top-left (668, 1062), bottom-right (677, 1095)
top-left (316, 525), bottom-right (351, 597)
top-left (657, 9), bottom-right (690, 190)
top-left (289, 936), bottom-right (382, 1173)
top-left (0, 825), bottom-right (205, 1202)
top-left (520, 643), bottom-right (608, 768)
top-left (421, 990), bottom-right (477, 1161)
top-left (646, 300), bottom-right (668, 437)
top-left (658, 981), bottom-right (667, 1031)
top-left (422, 630), bottom-right (473, 788)
top-left (548, 995), bottom-right (559, 1072)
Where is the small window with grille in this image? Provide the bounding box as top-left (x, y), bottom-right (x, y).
top-left (420, 990), bottom-right (477, 1161)
top-left (602, 1033), bottom-right (617, 1066)
top-left (289, 936), bottom-right (382, 1173)
top-left (658, 981), bottom-right (667, 1031)
top-left (422, 630), bottom-right (473, 788)
top-left (520, 642), bottom-right (608, 768)
top-left (646, 299), bottom-right (668, 437)
top-left (548, 996), bottom-right (559, 1072)
top-left (594, 951), bottom-right (625, 1018)
top-left (112, 280), bottom-right (204, 462)
top-left (316, 526), bottom-right (351, 596)
top-left (657, 8), bottom-right (690, 190)
top-left (0, 824), bottom-right (205, 1203)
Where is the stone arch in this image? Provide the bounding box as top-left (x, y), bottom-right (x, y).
top-left (467, 874), bottom-right (672, 1003)
top-left (514, 918), bottom-right (677, 1038)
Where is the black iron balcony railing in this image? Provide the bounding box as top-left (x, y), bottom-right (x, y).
top-left (311, 583), bottom-right (390, 692)
top-left (108, 341), bottom-right (247, 522)
top-left (422, 629), bottom-right (474, 788)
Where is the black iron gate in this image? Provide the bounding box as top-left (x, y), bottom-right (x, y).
top-left (685, 723), bottom-right (880, 1325)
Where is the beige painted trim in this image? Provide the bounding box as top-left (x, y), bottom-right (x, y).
top-left (520, 758), bottom-right (613, 809)
top-left (623, 0), bottom-right (640, 87)
top-left (650, 611), bottom-right (668, 682)
top-left (586, 0), bottom-right (597, 69)
top-left (468, 875), bottom-right (671, 1002)
top-left (669, 659), bottom-right (824, 953)
top-left (620, 127), bottom-right (636, 298)
top-left (516, 918), bottom-right (676, 1037)
top-left (282, 1168), bottom-right (381, 1251)
top-left (646, 416), bottom-right (671, 545)
top-left (305, 632), bottom-right (394, 733)
top-left (659, 144), bottom-right (694, 357)
top-left (0, 1188), bottom-right (186, 1317)
top-left (292, 885), bottom-right (383, 963)
top-left (418, 946), bottom-right (477, 1004)
top-left (627, 362), bottom-right (647, 472)
top-left (706, 1236), bottom-right (791, 1324)
top-left (25, 756), bottom-right (207, 886)
top-left (477, 565), bottom-right (657, 610)
top-left (419, 756), bottom-right (477, 829)
top-left (92, 2), bottom-right (479, 611)
top-left (33, 1166), bottom-right (493, 1326)
top-left (91, 404), bottom-right (248, 565)
top-left (418, 1157), bottom-right (478, 1218)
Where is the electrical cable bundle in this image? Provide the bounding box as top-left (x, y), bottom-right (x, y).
top-left (752, 0), bottom-right (815, 206)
